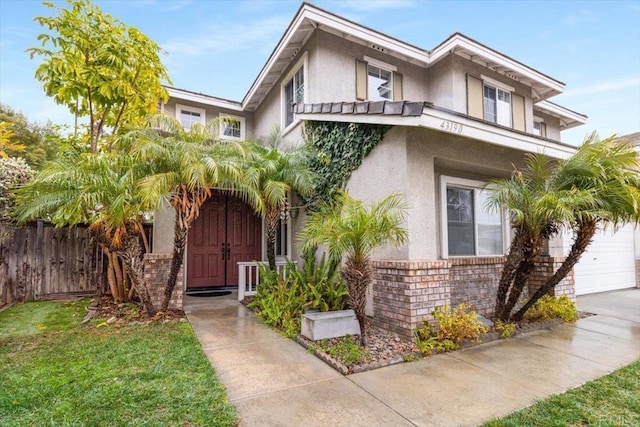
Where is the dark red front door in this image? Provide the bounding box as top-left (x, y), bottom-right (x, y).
top-left (187, 192), bottom-right (261, 288)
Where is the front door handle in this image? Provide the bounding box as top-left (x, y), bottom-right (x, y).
top-left (221, 242), bottom-right (231, 261)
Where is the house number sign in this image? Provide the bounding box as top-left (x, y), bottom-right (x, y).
top-left (440, 120), bottom-right (463, 134)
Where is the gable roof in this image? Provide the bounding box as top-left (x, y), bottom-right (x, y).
top-left (534, 100), bottom-right (588, 130)
top-left (242, 2), bottom-right (568, 111)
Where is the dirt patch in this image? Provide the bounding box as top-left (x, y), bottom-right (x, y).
top-left (92, 296), bottom-right (186, 325)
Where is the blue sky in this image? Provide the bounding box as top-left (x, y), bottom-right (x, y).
top-left (1, 0), bottom-right (639, 146)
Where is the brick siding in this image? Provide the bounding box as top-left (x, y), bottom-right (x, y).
top-left (528, 256), bottom-right (575, 300)
top-left (143, 253), bottom-right (183, 310)
top-left (449, 257), bottom-right (506, 316)
top-left (371, 260), bottom-right (450, 338)
top-left (372, 255), bottom-right (575, 337)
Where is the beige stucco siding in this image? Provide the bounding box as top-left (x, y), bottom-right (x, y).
top-left (426, 55), bottom-right (455, 110)
top-left (346, 126), bottom-right (529, 261)
top-left (253, 29), bottom-right (431, 146)
top-left (347, 127), bottom-right (410, 260)
top-left (163, 99), bottom-right (254, 139)
top-left (310, 31), bottom-right (429, 103)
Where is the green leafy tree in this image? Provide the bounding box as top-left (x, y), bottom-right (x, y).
top-left (27, 0), bottom-right (171, 152)
top-left (125, 114), bottom-right (263, 311)
top-left (246, 128), bottom-right (315, 270)
top-left (0, 157), bottom-right (35, 219)
top-left (14, 149), bottom-right (157, 315)
top-left (490, 133), bottom-right (640, 321)
top-left (300, 191), bottom-right (408, 346)
top-left (0, 104), bottom-right (60, 168)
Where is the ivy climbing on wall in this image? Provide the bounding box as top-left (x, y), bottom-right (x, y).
top-left (302, 121), bottom-right (391, 209)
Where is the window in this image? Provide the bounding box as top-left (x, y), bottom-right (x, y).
top-left (283, 58), bottom-right (306, 129)
top-left (219, 114), bottom-right (245, 140)
top-left (367, 64), bottom-right (392, 101)
top-left (356, 56), bottom-right (402, 101)
top-left (483, 85), bottom-right (511, 127)
top-left (533, 118), bottom-right (547, 137)
top-left (176, 104), bottom-right (205, 129)
top-left (441, 176), bottom-right (506, 257)
top-left (274, 217), bottom-right (288, 257)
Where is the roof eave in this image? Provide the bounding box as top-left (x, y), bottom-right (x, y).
top-left (430, 33), bottom-right (565, 101)
top-left (535, 100), bottom-right (588, 131)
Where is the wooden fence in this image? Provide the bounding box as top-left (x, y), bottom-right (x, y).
top-left (0, 221), bottom-right (106, 306)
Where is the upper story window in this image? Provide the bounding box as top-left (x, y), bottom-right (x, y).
top-left (467, 75), bottom-right (526, 131)
top-left (219, 113), bottom-right (245, 140)
top-left (282, 54), bottom-right (307, 130)
top-left (176, 104), bottom-right (205, 129)
top-left (441, 176), bottom-right (506, 257)
top-left (367, 64), bottom-right (392, 101)
top-left (533, 117), bottom-right (547, 137)
top-left (483, 85), bottom-right (511, 127)
top-left (356, 56), bottom-right (403, 101)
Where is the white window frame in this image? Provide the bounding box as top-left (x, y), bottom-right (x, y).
top-left (440, 176), bottom-right (509, 259)
top-left (281, 52), bottom-right (308, 133)
top-left (481, 75), bottom-right (513, 128)
top-left (364, 56), bottom-right (397, 101)
top-left (533, 116), bottom-right (544, 136)
top-left (218, 113), bottom-right (245, 141)
top-left (176, 104), bottom-right (206, 129)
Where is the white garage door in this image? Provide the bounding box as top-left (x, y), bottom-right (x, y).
top-left (571, 224), bottom-right (636, 295)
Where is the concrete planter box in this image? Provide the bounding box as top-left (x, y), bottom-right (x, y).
top-left (301, 309), bottom-right (361, 341)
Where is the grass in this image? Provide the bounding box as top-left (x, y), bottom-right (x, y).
top-left (484, 358), bottom-right (640, 427)
top-left (0, 300), bottom-right (237, 427)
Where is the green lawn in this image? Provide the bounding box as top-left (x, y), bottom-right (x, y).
top-left (484, 358), bottom-right (640, 427)
top-left (0, 300), bottom-right (237, 427)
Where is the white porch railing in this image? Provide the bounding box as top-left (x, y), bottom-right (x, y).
top-left (237, 260), bottom-right (291, 301)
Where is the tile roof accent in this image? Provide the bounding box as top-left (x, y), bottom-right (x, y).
top-left (293, 101), bottom-right (430, 117)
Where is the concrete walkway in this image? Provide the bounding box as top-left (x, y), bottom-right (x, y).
top-left (184, 289), bottom-right (640, 427)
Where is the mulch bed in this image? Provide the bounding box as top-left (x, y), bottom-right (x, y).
top-left (87, 296), bottom-right (186, 325)
top-left (297, 312), bottom-right (596, 375)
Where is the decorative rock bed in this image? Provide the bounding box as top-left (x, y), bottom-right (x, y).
top-left (296, 313), bottom-right (594, 375)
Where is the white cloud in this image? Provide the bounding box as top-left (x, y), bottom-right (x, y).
top-left (563, 9), bottom-right (595, 26)
top-left (562, 77), bottom-right (640, 97)
top-left (339, 0), bottom-right (417, 11)
top-left (161, 15), bottom-right (289, 58)
top-left (131, 0), bottom-right (193, 12)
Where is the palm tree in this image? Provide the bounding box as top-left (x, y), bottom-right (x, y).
top-left (299, 191), bottom-right (408, 346)
top-left (489, 133), bottom-right (640, 322)
top-left (245, 128), bottom-right (315, 270)
top-left (487, 154), bottom-right (584, 321)
top-left (14, 149), bottom-right (158, 315)
top-left (510, 133), bottom-right (640, 320)
top-left (125, 114), bottom-right (263, 311)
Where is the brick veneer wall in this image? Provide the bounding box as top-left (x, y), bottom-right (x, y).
top-left (143, 253), bottom-right (183, 310)
top-left (449, 257), bottom-right (506, 317)
top-left (372, 255), bottom-right (576, 337)
top-left (372, 260), bottom-right (450, 338)
top-left (528, 256), bottom-right (575, 300)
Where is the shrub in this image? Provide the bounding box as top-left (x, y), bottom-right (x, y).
top-left (319, 335), bottom-right (369, 365)
top-left (495, 320), bottom-right (517, 338)
top-left (414, 304), bottom-right (488, 354)
top-left (246, 252), bottom-right (349, 337)
top-left (0, 156), bottom-right (34, 218)
top-left (523, 294), bottom-right (578, 322)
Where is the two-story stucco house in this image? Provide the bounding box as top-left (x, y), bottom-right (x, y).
top-left (146, 3), bottom-right (638, 337)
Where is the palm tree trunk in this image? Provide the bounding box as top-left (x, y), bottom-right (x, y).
top-left (117, 235), bottom-right (156, 316)
top-left (265, 207), bottom-right (280, 271)
top-left (494, 229), bottom-right (524, 319)
top-left (162, 217), bottom-right (187, 311)
top-left (513, 220), bottom-right (597, 321)
top-left (341, 256), bottom-right (372, 347)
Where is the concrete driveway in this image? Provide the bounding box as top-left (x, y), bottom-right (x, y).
top-left (577, 288), bottom-right (640, 323)
top-left (185, 289), bottom-right (640, 426)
